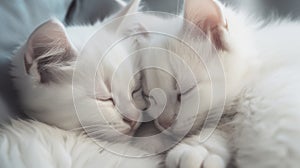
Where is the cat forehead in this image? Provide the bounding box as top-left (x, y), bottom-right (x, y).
top-left (149, 36), bottom-right (218, 92)
top-left (166, 36), bottom-right (216, 66)
top-left (65, 24), bottom-right (131, 67)
top-left (66, 26), bottom-right (115, 51)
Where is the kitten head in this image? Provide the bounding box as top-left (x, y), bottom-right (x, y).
top-left (143, 0), bottom-right (259, 136)
top-left (11, 0), bottom-right (145, 141)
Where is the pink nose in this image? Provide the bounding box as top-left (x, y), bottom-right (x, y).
top-left (155, 112), bottom-right (176, 130)
top-left (160, 120), bottom-right (172, 129)
top-left (156, 118), bottom-right (174, 130)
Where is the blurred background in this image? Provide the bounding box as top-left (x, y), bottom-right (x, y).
top-left (67, 0), bottom-right (300, 24)
top-left (0, 0), bottom-right (300, 120)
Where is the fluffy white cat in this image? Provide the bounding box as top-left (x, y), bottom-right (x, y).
top-left (0, 119), bottom-right (162, 168)
top-left (132, 0), bottom-right (300, 167)
top-left (6, 0), bottom-right (162, 167)
top-left (10, 0), bottom-right (145, 141)
top-left (7, 0), bottom-right (300, 167)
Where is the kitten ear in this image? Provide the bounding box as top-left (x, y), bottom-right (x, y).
top-left (24, 19), bottom-right (75, 83)
top-left (110, 0), bottom-right (145, 34)
top-left (184, 0), bottom-right (228, 50)
top-left (114, 0), bottom-right (141, 19)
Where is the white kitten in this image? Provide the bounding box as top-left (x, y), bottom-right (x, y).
top-left (5, 0), bottom-right (164, 167)
top-left (11, 0), bottom-right (145, 142)
top-left (135, 0), bottom-right (300, 167)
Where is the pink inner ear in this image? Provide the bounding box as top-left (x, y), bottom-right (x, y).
top-left (184, 0), bottom-right (228, 51)
top-left (24, 19), bottom-right (75, 83)
top-left (24, 19), bottom-right (71, 68)
top-left (28, 20), bottom-right (70, 54)
top-left (185, 0), bottom-right (226, 31)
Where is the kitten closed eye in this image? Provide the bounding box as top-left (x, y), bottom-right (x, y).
top-left (96, 97), bottom-right (115, 106)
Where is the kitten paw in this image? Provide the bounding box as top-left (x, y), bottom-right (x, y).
top-left (165, 143), bottom-right (226, 168)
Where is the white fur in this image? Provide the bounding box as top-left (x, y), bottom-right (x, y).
top-left (10, 1), bottom-right (144, 141)
top-left (136, 0), bottom-right (300, 167)
top-left (225, 20), bottom-right (300, 167)
top-left (0, 119), bottom-right (162, 168)
top-left (8, 0), bottom-right (300, 167)
top-left (7, 1), bottom-right (161, 167)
